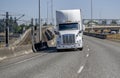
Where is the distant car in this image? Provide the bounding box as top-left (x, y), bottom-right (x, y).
top-left (110, 31), bottom-right (116, 34)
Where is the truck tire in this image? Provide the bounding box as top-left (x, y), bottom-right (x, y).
top-left (57, 49), bottom-right (62, 52)
top-left (78, 47), bottom-right (83, 51)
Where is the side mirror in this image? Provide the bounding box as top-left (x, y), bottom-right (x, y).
top-left (79, 30), bottom-right (82, 33)
top-left (54, 30), bottom-right (60, 35)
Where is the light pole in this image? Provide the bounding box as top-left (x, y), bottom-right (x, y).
top-left (47, 1), bottom-right (49, 24)
top-left (51, 0), bottom-right (54, 25)
top-left (91, 0), bottom-right (93, 32)
top-left (5, 12), bottom-right (9, 47)
top-left (39, 0), bottom-right (41, 42)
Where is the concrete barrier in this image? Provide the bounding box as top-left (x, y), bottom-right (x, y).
top-left (84, 32), bottom-right (107, 39)
top-left (0, 45), bottom-right (33, 61)
top-left (33, 26), bottom-right (56, 52)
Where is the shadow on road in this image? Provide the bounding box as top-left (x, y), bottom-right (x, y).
top-left (34, 47), bottom-right (81, 53)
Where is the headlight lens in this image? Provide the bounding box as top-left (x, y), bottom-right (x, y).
top-left (76, 34), bottom-right (79, 37)
top-left (59, 35), bottom-right (61, 38)
top-left (57, 41), bottom-right (60, 44)
top-left (76, 40), bottom-right (81, 43)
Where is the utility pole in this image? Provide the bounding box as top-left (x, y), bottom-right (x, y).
top-left (35, 18), bottom-right (37, 31)
top-left (31, 18), bottom-right (34, 45)
top-left (5, 12), bottom-right (9, 47)
top-left (39, 0), bottom-right (42, 42)
top-left (91, 0), bottom-right (93, 32)
top-left (31, 18), bottom-right (34, 35)
top-left (47, 1), bottom-right (49, 24)
top-left (31, 18), bottom-right (36, 52)
top-left (91, 0), bottom-right (93, 23)
top-left (51, 0), bottom-right (53, 25)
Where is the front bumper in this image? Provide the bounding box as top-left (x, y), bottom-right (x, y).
top-left (56, 43), bottom-right (83, 49)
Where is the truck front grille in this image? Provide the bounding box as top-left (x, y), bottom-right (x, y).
top-left (62, 34), bottom-right (75, 44)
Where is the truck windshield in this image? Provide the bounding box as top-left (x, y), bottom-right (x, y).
top-left (59, 23), bottom-right (79, 31)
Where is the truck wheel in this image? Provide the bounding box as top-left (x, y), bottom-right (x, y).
top-left (57, 49), bottom-right (61, 52)
top-left (78, 47), bottom-right (83, 51)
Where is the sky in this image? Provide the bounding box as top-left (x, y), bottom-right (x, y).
top-left (0, 0), bottom-right (120, 22)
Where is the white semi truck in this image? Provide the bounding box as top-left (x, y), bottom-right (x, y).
top-left (56, 9), bottom-right (84, 51)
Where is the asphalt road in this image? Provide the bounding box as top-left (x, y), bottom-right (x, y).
top-left (79, 36), bottom-right (120, 78)
top-left (0, 36), bottom-right (120, 78)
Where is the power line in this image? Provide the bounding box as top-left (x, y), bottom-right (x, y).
top-left (0, 10), bottom-right (24, 16)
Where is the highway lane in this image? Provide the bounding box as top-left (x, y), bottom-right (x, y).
top-left (0, 43), bottom-right (89, 78)
top-left (0, 35), bottom-right (120, 78)
top-left (79, 36), bottom-right (120, 78)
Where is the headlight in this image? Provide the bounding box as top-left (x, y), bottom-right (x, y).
top-left (57, 41), bottom-right (60, 44)
top-left (59, 35), bottom-right (61, 38)
top-left (57, 34), bottom-right (61, 38)
top-left (76, 34), bottom-right (79, 37)
top-left (76, 40), bottom-right (81, 43)
top-left (76, 30), bottom-right (82, 37)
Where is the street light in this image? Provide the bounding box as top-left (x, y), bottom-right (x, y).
top-left (47, 1), bottom-right (50, 24)
top-left (46, 0), bottom-right (54, 25)
top-left (51, 0), bottom-right (54, 25)
top-left (91, 0), bottom-right (93, 23)
top-left (91, 0), bottom-right (93, 32)
top-left (39, 0), bottom-right (41, 42)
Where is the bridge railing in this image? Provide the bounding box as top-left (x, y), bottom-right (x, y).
top-left (83, 32), bottom-right (107, 39)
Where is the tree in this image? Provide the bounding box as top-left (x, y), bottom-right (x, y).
top-left (13, 17), bottom-right (19, 33)
top-left (9, 17), bottom-right (14, 32)
top-left (111, 20), bottom-right (117, 25)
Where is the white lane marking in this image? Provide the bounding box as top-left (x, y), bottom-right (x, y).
top-left (77, 66), bottom-right (84, 74)
top-left (86, 54), bottom-right (89, 57)
top-left (88, 48), bottom-right (90, 51)
top-left (86, 45), bottom-right (88, 48)
top-left (25, 51), bottom-right (29, 54)
top-left (11, 47), bottom-right (15, 51)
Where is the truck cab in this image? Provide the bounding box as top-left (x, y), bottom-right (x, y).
top-left (56, 9), bottom-right (83, 51)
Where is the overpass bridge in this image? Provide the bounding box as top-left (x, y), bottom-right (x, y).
top-left (85, 25), bottom-right (120, 33)
top-left (83, 19), bottom-right (120, 25)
